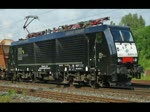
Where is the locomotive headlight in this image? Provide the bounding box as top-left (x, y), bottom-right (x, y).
top-left (134, 58), bottom-right (138, 62)
top-left (118, 58), bottom-right (122, 62)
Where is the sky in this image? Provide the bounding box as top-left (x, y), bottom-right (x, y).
top-left (0, 9), bottom-right (150, 41)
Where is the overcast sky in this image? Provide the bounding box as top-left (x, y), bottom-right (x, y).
top-left (0, 9), bottom-right (150, 41)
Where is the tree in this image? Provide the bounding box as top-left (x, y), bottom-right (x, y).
top-left (119, 13), bottom-right (145, 30)
top-left (139, 15), bottom-right (145, 28)
top-left (110, 21), bottom-right (115, 25)
top-left (133, 26), bottom-right (150, 69)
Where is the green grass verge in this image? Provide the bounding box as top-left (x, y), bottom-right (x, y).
top-left (0, 95), bottom-right (12, 102)
top-left (0, 89), bottom-right (27, 102)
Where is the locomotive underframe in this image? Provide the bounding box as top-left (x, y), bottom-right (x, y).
top-left (5, 62), bottom-right (143, 88)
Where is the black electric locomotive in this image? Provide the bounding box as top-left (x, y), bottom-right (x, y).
top-left (6, 17), bottom-right (143, 88)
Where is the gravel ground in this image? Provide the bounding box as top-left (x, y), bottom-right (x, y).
top-left (0, 81), bottom-right (150, 102)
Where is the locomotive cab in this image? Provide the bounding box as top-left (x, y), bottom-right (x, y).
top-left (91, 25), bottom-right (143, 87)
top-left (103, 25), bottom-right (142, 86)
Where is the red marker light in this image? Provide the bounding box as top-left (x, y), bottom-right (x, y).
top-left (122, 57), bottom-right (133, 63)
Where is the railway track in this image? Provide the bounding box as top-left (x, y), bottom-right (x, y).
top-left (0, 85), bottom-right (132, 103)
top-left (131, 80), bottom-right (150, 89)
top-left (0, 80), bottom-right (150, 102)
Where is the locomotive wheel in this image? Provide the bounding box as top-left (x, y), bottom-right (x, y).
top-left (58, 73), bottom-right (64, 82)
top-left (74, 84), bottom-right (81, 88)
top-left (17, 73), bottom-right (23, 82)
top-left (68, 76), bottom-right (74, 85)
top-left (98, 81), bottom-right (106, 88)
top-left (98, 81), bottom-right (110, 88)
top-left (73, 81), bottom-right (81, 88)
top-left (74, 85), bottom-right (81, 88)
top-left (32, 75), bottom-right (38, 83)
top-left (89, 81), bottom-right (97, 88)
top-left (31, 74), bottom-right (35, 83)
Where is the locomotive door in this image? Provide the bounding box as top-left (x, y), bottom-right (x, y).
top-left (96, 32), bottom-right (109, 74)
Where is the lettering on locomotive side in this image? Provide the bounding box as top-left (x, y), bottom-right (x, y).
top-left (38, 65), bottom-right (50, 70)
top-left (65, 29), bottom-right (85, 36)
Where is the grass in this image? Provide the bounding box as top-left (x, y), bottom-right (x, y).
top-left (8, 89), bottom-right (16, 96)
top-left (0, 89), bottom-right (16, 102)
top-left (0, 89), bottom-right (27, 102)
top-left (0, 95), bottom-right (12, 102)
top-left (22, 90), bottom-right (27, 96)
top-left (0, 89), bottom-right (28, 102)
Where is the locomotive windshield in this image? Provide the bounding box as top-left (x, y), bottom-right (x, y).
top-left (110, 29), bottom-right (134, 42)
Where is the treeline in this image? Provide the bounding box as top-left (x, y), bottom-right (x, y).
top-left (133, 26), bottom-right (150, 70)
